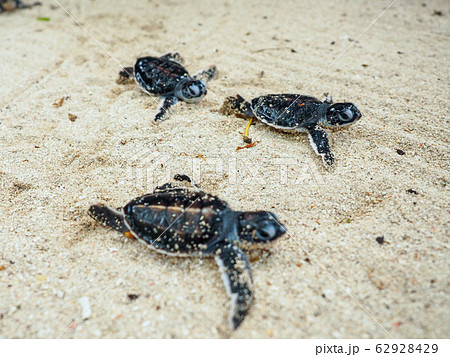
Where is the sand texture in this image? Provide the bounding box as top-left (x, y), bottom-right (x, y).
top-left (0, 0), bottom-right (449, 338)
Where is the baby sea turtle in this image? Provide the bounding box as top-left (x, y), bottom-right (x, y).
top-left (221, 94), bottom-right (362, 167)
top-left (88, 175), bottom-right (285, 330)
top-left (0, 0), bottom-right (40, 12)
top-left (119, 53), bottom-right (216, 122)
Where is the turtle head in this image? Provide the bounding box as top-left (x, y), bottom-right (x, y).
top-left (237, 211), bottom-right (286, 248)
top-left (175, 79), bottom-right (207, 103)
top-left (324, 103), bottom-right (361, 128)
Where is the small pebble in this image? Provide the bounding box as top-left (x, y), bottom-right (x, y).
top-left (322, 289), bottom-right (335, 300)
top-left (114, 278), bottom-right (123, 286)
top-left (78, 296), bottom-right (92, 320)
top-left (53, 289), bottom-right (65, 299)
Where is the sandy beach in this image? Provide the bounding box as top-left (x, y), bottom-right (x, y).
top-left (0, 0), bottom-right (449, 338)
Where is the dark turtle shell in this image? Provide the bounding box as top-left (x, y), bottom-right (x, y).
top-left (123, 188), bottom-right (232, 255)
top-left (134, 56), bottom-right (190, 96)
top-left (251, 94), bottom-right (327, 129)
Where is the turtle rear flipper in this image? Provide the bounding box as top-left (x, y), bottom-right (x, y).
top-left (307, 126), bottom-right (334, 167)
top-left (154, 174), bottom-right (200, 194)
top-left (193, 65), bottom-right (217, 82)
top-left (215, 244), bottom-right (254, 330)
top-left (88, 203), bottom-right (128, 233)
top-left (17, 0), bottom-right (41, 9)
top-left (322, 93), bottom-right (333, 104)
top-left (220, 94), bottom-right (255, 119)
top-left (1, 0), bottom-right (40, 11)
top-left (160, 52), bottom-right (183, 64)
top-left (173, 173), bottom-right (200, 189)
top-left (119, 67), bottom-right (134, 79)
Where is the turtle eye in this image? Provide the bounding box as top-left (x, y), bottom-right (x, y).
top-left (188, 85), bottom-right (200, 97)
top-left (339, 108), bottom-right (353, 122)
top-left (256, 222), bottom-right (277, 240)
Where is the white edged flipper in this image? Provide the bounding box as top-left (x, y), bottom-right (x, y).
top-left (307, 126), bottom-right (334, 167)
top-left (154, 96), bottom-right (178, 122)
top-left (215, 244), bottom-right (254, 330)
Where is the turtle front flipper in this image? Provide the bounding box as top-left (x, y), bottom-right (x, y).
top-left (307, 126), bottom-right (334, 167)
top-left (215, 244), bottom-right (254, 330)
top-left (154, 96), bottom-right (178, 122)
top-left (88, 203), bottom-right (128, 233)
top-left (193, 65), bottom-right (217, 82)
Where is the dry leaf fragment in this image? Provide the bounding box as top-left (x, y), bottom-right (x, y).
top-left (68, 113), bottom-right (77, 122)
top-left (53, 97), bottom-right (64, 107)
top-left (236, 142), bottom-right (257, 150)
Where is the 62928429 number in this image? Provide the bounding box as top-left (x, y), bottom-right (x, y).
top-left (375, 344), bottom-right (438, 354)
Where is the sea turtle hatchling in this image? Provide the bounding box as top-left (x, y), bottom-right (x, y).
top-left (88, 175), bottom-right (286, 330)
top-left (0, 0), bottom-right (40, 12)
top-left (221, 93), bottom-right (362, 167)
top-left (119, 53), bottom-right (216, 122)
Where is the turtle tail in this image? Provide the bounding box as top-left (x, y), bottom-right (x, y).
top-left (88, 203), bottom-right (128, 232)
